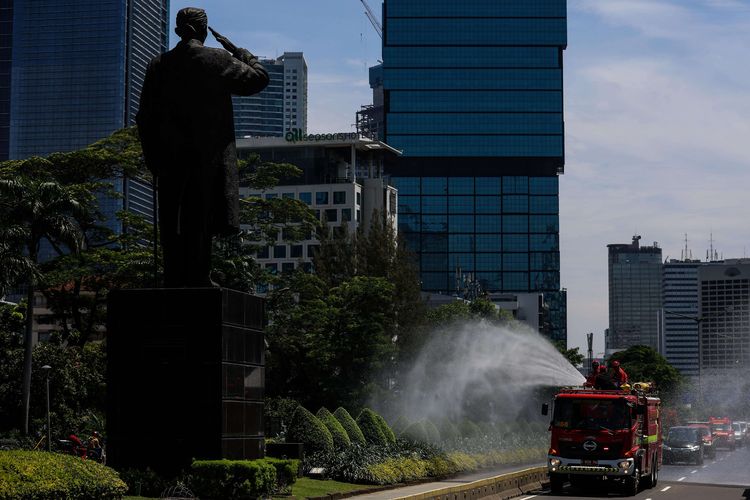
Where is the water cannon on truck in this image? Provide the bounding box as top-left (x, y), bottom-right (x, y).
top-left (542, 382), bottom-right (661, 496)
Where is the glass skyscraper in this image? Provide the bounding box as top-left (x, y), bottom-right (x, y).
top-left (606, 236), bottom-right (663, 353)
top-left (2, 0), bottom-right (168, 229)
top-left (381, 0), bottom-right (567, 341)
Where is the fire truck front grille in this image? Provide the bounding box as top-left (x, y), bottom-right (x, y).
top-left (558, 443), bottom-right (621, 460)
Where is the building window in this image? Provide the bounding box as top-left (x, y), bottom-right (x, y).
top-left (290, 245), bottom-right (303, 258)
top-left (282, 192), bottom-right (295, 199)
top-left (307, 245), bottom-right (319, 258)
top-left (265, 193), bottom-right (278, 200)
top-left (356, 192), bottom-right (361, 205)
top-left (282, 262), bottom-right (295, 273)
top-left (316, 192), bottom-right (329, 205)
top-left (266, 263), bottom-right (277, 275)
top-left (342, 208), bottom-right (352, 221)
top-left (325, 209), bottom-right (338, 222)
top-left (274, 245), bottom-right (287, 258)
top-left (256, 246), bottom-right (269, 259)
top-left (333, 191), bottom-right (346, 204)
top-left (356, 209), bottom-right (361, 222)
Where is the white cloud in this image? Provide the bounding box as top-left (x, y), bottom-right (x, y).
top-left (562, 4), bottom-right (750, 353)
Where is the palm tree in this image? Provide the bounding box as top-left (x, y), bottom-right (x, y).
top-left (0, 176), bottom-right (83, 435)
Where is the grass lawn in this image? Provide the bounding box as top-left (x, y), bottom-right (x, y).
top-left (287, 477), bottom-right (372, 498)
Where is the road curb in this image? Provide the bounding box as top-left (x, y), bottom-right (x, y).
top-left (389, 466), bottom-right (548, 500)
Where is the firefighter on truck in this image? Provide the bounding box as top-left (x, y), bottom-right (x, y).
top-left (542, 380), bottom-right (661, 496)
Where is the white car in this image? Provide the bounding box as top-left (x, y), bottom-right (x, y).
top-left (732, 422), bottom-right (744, 448)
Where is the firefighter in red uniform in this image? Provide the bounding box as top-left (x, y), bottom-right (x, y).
top-left (608, 360), bottom-right (629, 387)
top-left (585, 360), bottom-right (601, 387)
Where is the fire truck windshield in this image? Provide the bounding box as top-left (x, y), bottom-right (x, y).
top-left (552, 398), bottom-right (632, 431)
top-left (712, 423), bottom-right (731, 431)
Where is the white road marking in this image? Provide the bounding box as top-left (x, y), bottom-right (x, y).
top-left (702, 465), bottom-right (708, 468)
top-left (678, 476), bottom-right (686, 481)
top-left (691, 469), bottom-right (698, 474)
top-left (519, 496), bottom-right (537, 500)
top-left (661, 486), bottom-right (672, 491)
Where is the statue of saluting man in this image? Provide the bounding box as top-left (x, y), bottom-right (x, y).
top-left (136, 8), bottom-right (269, 287)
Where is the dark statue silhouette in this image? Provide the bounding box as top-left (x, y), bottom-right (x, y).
top-left (136, 7), bottom-right (269, 287)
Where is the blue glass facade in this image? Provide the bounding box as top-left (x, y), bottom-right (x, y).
top-left (383, 0), bottom-right (567, 342)
top-left (4, 0), bottom-right (168, 230)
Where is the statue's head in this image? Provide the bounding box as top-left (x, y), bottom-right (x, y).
top-left (175, 7), bottom-right (208, 43)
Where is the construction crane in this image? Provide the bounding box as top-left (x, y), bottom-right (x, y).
top-left (359, 0), bottom-right (382, 39)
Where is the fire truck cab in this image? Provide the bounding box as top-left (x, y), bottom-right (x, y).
top-left (709, 417), bottom-right (735, 451)
top-left (543, 384), bottom-right (662, 496)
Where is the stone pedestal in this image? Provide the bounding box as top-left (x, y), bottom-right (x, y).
top-left (106, 288), bottom-right (265, 472)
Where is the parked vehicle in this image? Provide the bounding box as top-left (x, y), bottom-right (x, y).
top-left (732, 422), bottom-right (744, 448)
top-left (663, 427), bottom-right (704, 465)
top-left (738, 421), bottom-right (748, 445)
top-left (686, 423), bottom-right (716, 458)
top-left (543, 383), bottom-right (661, 496)
top-left (709, 417), bottom-right (735, 451)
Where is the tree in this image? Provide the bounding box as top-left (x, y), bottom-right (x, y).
top-left (266, 273), bottom-right (396, 410)
top-left (609, 345), bottom-right (683, 401)
top-left (0, 174), bottom-right (84, 435)
top-left (554, 341), bottom-right (585, 368)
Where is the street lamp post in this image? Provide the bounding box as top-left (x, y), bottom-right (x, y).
top-left (41, 365), bottom-right (51, 452)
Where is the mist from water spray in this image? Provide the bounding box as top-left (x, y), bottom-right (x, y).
top-left (390, 320), bottom-right (585, 423)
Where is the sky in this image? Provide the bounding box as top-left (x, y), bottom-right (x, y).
top-left (169, 0), bottom-right (750, 355)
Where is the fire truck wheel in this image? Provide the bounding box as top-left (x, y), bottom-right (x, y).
top-left (643, 454), bottom-right (657, 488)
top-left (623, 471), bottom-right (639, 496)
top-left (549, 474), bottom-right (565, 494)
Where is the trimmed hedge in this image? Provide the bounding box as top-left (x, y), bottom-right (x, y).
top-left (458, 419), bottom-right (481, 438)
top-left (364, 448), bottom-right (548, 485)
top-left (390, 416), bottom-right (410, 435)
top-left (0, 450), bottom-right (127, 500)
top-left (374, 413), bottom-right (396, 445)
top-left (401, 421), bottom-right (429, 443)
top-left (357, 408), bottom-right (388, 446)
top-left (437, 420), bottom-right (459, 441)
top-left (423, 420), bottom-right (441, 444)
top-left (333, 408), bottom-right (366, 446)
top-left (190, 459), bottom-right (276, 499)
top-left (287, 406), bottom-right (334, 455)
top-left (317, 407), bottom-right (351, 449)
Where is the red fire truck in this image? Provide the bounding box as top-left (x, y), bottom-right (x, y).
top-left (543, 384), bottom-right (662, 496)
top-left (709, 417), bottom-right (735, 451)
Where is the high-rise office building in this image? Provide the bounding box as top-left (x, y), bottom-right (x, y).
top-left (699, 260), bottom-right (750, 373)
top-left (381, 0), bottom-right (567, 341)
top-left (2, 0), bottom-right (169, 230)
top-left (661, 259), bottom-right (702, 377)
top-left (233, 52), bottom-right (307, 138)
top-left (606, 235), bottom-right (663, 353)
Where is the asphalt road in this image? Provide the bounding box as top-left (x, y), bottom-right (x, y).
top-left (524, 482), bottom-right (748, 500)
top-left (659, 443), bottom-right (750, 487)
top-left (530, 443), bottom-right (750, 499)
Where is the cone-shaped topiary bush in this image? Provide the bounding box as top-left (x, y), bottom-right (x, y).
top-left (316, 407), bottom-right (351, 449)
top-left (357, 408), bottom-right (388, 446)
top-left (390, 416), bottom-right (410, 435)
top-left (423, 419), bottom-right (441, 444)
top-left (287, 406), bottom-right (333, 454)
top-left (374, 412), bottom-right (396, 445)
top-left (437, 419), bottom-right (459, 441)
top-left (458, 419), bottom-right (481, 438)
top-left (334, 407), bottom-right (367, 446)
top-left (401, 421), bottom-right (429, 443)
